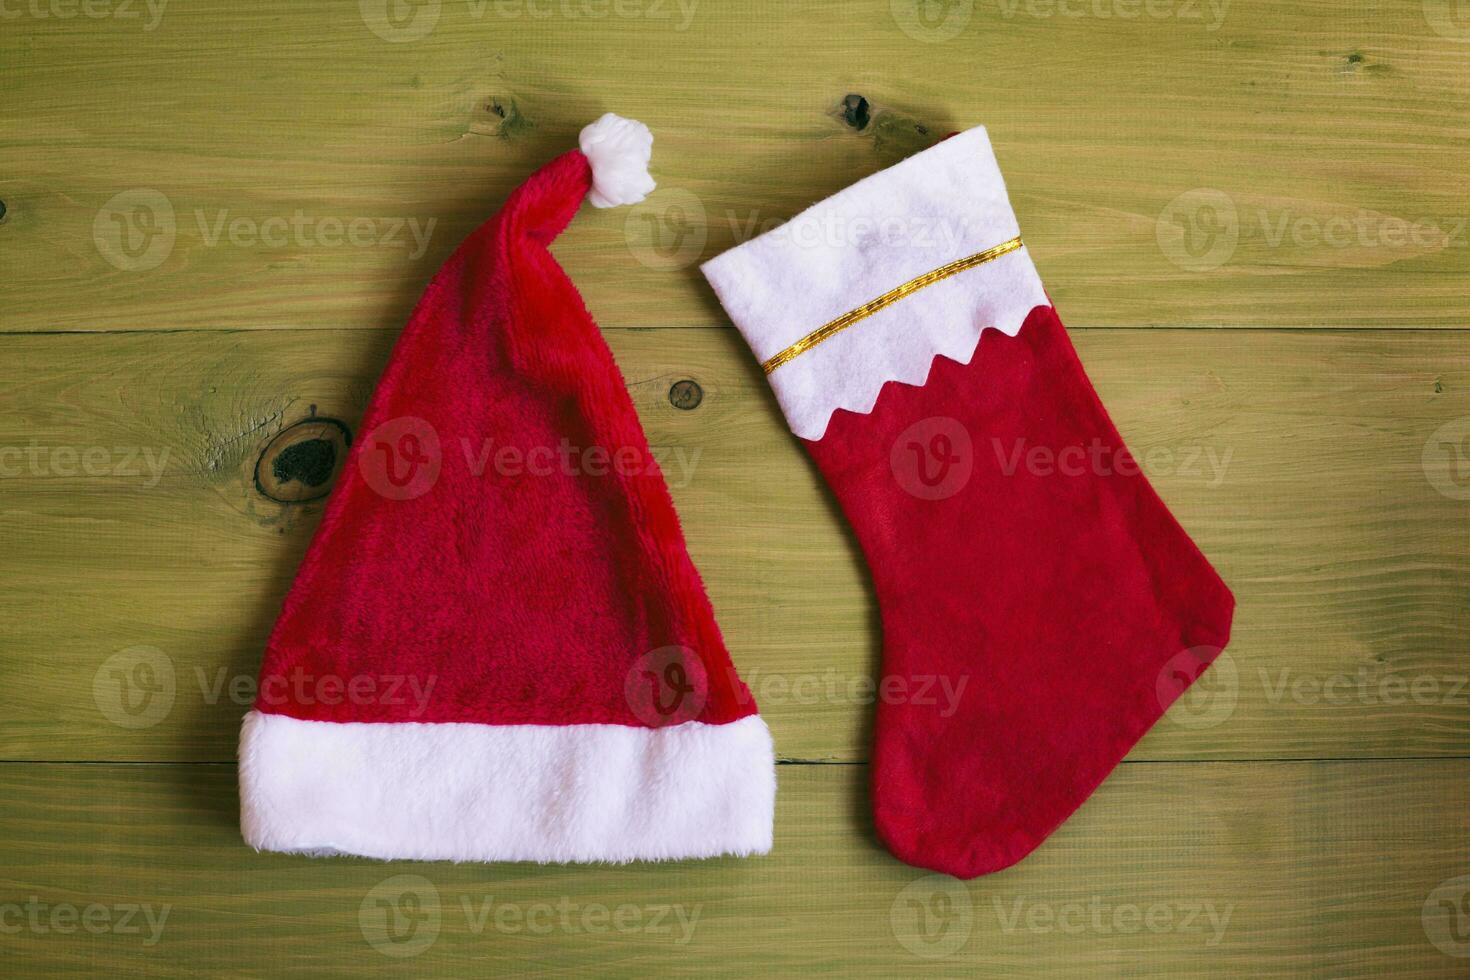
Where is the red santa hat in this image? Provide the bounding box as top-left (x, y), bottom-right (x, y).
top-left (239, 114), bottom-right (775, 864)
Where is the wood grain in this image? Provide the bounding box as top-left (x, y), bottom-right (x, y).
top-left (3, 0), bottom-right (1469, 331)
top-left (4, 4), bottom-right (1468, 974)
top-left (1, 326), bottom-right (1465, 763)
top-left (1, 760), bottom-right (1466, 977)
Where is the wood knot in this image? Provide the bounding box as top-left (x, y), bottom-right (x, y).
top-left (668, 380), bottom-right (703, 411)
top-left (254, 418), bottom-right (351, 503)
top-left (841, 94), bottom-right (871, 131)
top-left (484, 98), bottom-right (533, 140)
top-left (0, 199), bottom-right (7, 223)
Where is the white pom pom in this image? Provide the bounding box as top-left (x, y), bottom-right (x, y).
top-left (579, 113), bottom-right (656, 209)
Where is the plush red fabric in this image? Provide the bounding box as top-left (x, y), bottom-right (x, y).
top-left (806, 304), bottom-right (1235, 878)
top-left (254, 148), bottom-right (756, 728)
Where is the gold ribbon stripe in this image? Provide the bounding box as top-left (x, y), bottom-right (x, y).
top-left (759, 235), bottom-right (1025, 375)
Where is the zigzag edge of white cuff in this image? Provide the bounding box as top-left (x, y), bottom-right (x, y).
top-left (239, 710), bottom-right (776, 863)
top-left (702, 125), bottom-right (1049, 442)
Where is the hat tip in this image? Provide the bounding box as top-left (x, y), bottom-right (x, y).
top-left (579, 113), bottom-right (656, 209)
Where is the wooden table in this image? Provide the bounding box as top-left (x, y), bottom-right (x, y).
top-left (4, 1), bottom-right (1469, 975)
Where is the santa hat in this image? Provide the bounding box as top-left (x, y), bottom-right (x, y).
top-left (239, 114), bottom-right (775, 864)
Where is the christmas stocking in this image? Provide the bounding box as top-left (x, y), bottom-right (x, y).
top-left (702, 127), bottom-right (1234, 878)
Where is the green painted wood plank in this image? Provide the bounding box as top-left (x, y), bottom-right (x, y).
top-left (0, 326), bottom-right (1465, 763)
top-left (2, 0), bottom-right (1469, 331)
top-left (1, 760), bottom-right (1467, 977)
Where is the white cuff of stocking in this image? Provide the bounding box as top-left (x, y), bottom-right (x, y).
top-left (701, 125), bottom-right (1049, 442)
top-left (238, 710), bottom-right (776, 863)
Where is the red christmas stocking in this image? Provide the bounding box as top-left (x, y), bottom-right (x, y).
top-left (702, 127), bottom-right (1234, 878)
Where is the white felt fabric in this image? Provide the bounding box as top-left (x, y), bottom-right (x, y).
top-left (579, 113), bottom-right (656, 209)
top-left (701, 125), bottom-right (1049, 441)
top-left (239, 711), bottom-right (775, 863)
